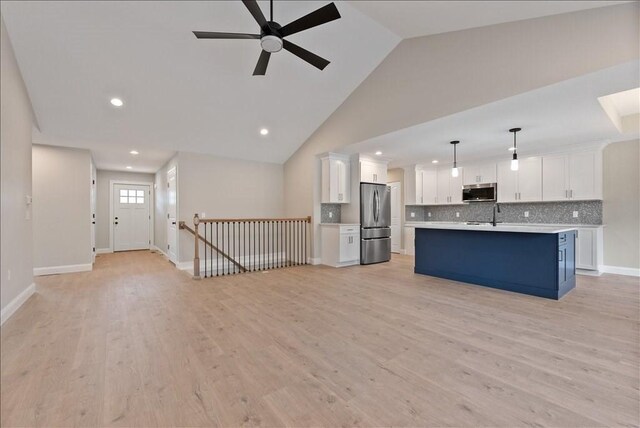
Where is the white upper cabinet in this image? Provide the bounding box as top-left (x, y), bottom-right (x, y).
top-left (404, 166), bottom-right (437, 205)
top-left (437, 167), bottom-right (464, 204)
top-left (463, 163), bottom-right (497, 185)
top-left (421, 169), bottom-right (438, 205)
top-left (542, 150), bottom-right (602, 201)
top-left (360, 159), bottom-right (387, 184)
top-left (497, 157), bottom-right (542, 202)
top-left (321, 153), bottom-right (350, 204)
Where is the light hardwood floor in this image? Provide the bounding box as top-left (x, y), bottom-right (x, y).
top-left (1, 251), bottom-right (638, 427)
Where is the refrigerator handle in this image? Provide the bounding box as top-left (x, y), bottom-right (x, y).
top-left (375, 189), bottom-right (381, 224)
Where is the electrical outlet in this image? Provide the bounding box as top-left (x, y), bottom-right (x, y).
top-left (573, 211), bottom-right (579, 218)
top-left (456, 212), bottom-right (460, 218)
top-left (427, 212), bottom-right (432, 217)
top-left (328, 212), bottom-right (333, 218)
top-left (410, 212), bottom-right (415, 218)
top-left (524, 211), bottom-right (529, 218)
top-left (200, 212), bottom-right (206, 218)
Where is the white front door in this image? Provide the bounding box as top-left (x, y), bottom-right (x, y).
top-left (389, 181), bottom-right (401, 253)
top-left (166, 167), bottom-right (177, 264)
top-left (113, 184), bottom-right (151, 251)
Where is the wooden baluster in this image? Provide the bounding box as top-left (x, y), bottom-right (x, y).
top-left (193, 213), bottom-right (201, 279)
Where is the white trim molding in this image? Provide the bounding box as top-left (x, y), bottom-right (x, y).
top-left (151, 245), bottom-right (170, 260)
top-left (309, 257), bottom-right (321, 265)
top-left (600, 265), bottom-right (640, 277)
top-left (96, 248), bottom-right (112, 254)
top-left (34, 263), bottom-right (93, 276)
top-left (1, 283), bottom-right (36, 326)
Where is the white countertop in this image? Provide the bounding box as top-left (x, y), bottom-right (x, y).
top-left (405, 221), bottom-right (603, 228)
top-left (413, 222), bottom-right (577, 234)
top-left (320, 223), bottom-right (360, 227)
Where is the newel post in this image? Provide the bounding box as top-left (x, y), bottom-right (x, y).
top-left (193, 213), bottom-right (201, 280)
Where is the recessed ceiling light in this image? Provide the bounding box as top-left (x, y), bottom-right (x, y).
top-left (508, 147), bottom-right (516, 151)
top-left (130, 150), bottom-right (139, 155)
top-left (375, 151), bottom-right (382, 156)
top-left (432, 160), bottom-right (439, 164)
top-left (125, 166), bottom-right (132, 169)
top-left (260, 128), bottom-right (269, 136)
top-left (110, 98), bottom-right (124, 107)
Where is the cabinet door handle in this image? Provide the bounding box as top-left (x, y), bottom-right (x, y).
top-left (420, 196), bottom-right (423, 204)
top-left (565, 190), bottom-right (568, 198)
top-left (559, 250), bottom-right (563, 262)
top-left (570, 189), bottom-right (573, 198)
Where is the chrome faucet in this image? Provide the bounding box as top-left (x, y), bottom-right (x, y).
top-left (491, 203), bottom-right (501, 227)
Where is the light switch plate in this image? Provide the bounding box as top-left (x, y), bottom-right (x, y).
top-left (573, 211), bottom-right (579, 218)
top-left (201, 212), bottom-right (206, 218)
top-left (524, 211), bottom-right (529, 218)
top-left (410, 212), bottom-right (415, 218)
top-left (329, 212), bottom-right (333, 218)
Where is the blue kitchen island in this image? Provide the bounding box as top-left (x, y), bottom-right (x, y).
top-left (414, 224), bottom-right (577, 300)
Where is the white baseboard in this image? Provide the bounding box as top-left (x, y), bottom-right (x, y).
top-left (309, 257), bottom-right (321, 265)
top-left (151, 245), bottom-right (169, 259)
top-left (576, 269), bottom-right (602, 277)
top-left (33, 263), bottom-right (92, 276)
top-left (1, 283), bottom-right (36, 326)
top-left (600, 265), bottom-right (640, 277)
top-left (96, 248), bottom-right (112, 254)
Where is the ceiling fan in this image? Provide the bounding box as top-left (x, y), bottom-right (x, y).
top-left (193, 0), bottom-right (341, 75)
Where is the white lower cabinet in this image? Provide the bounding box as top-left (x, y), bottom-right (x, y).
top-left (321, 224), bottom-right (360, 267)
top-left (404, 226), bottom-right (415, 256)
top-left (576, 226), bottom-right (603, 271)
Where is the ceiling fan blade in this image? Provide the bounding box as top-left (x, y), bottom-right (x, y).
top-left (280, 2), bottom-right (341, 37)
top-left (193, 31), bottom-right (260, 39)
top-left (253, 50), bottom-right (271, 75)
top-left (283, 40), bottom-right (330, 71)
top-left (242, 0), bottom-right (268, 29)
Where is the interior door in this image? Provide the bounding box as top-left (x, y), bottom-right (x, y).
top-left (166, 167), bottom-right (177, 263)
top-left (90, 163), bottom-right (96, 262)
top-left (389, 182), bottom-right (401, 253)
top-left (497, 161), bottom-right (518, 202)
top-left (113, 184), bottom-right (150, 251)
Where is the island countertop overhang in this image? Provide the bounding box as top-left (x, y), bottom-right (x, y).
top-left (413, 223), bottom-right (578, 234)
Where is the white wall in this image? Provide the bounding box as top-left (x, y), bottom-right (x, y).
top-left (1, 16), bottom-right (37, 323)
top-left (95, 169), bottom-right (155, 250)
top-left (32, 144), bottom-right (92, 271)
top-left (603, 139), bottom-right (640, 270)
top-left (284, 3), bottom-right (639, 258)
top-left (175, 152), bottom-right (284, 263)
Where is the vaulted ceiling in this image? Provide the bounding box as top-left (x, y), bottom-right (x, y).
top-left (1, 1), bottom-right (633, 172)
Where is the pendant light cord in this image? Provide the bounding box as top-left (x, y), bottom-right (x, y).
top-left (270, 0), bottom-right (273, 21)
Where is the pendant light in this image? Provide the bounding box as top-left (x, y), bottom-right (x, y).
top-left (509, 128), bottom-right (521, 171)
top-left (450, 140), bottom-right (460, 177)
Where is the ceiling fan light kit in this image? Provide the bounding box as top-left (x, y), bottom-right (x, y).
top-left (193, 0), bottom-right (341, 75)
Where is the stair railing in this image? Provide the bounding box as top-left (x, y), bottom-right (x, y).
top-left (187, 214), bottom-right (311, 279)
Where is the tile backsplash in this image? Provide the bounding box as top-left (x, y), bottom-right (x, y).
top-left (321, 203), bottom-right (342, 223)
top-left (405, 200), bottom-right (602, 225)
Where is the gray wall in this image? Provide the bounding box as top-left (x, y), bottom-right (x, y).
top-left (406, 200), bottom-right (602, 225)
top-left (1, 17), bottom-right (36, 315)
top-left (155, 152), bottom-right (284, 264)
top-left (283, 3), bottom-right (639, 259)
top-left (32, 144), bottom-right (92, 269)
top-left (95, 169), bottom-right (155, 250)
top-left (603, 139), bottom-right (639, 269)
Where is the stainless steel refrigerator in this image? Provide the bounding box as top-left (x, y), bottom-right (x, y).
top-left (360, 182), bottom-right (391, 265)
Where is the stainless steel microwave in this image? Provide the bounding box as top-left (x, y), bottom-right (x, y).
top-left (462, 183), bottom-right (497, 202)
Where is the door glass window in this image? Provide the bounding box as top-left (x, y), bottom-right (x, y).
top-left (119, 188), bottom-right (145, 204)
